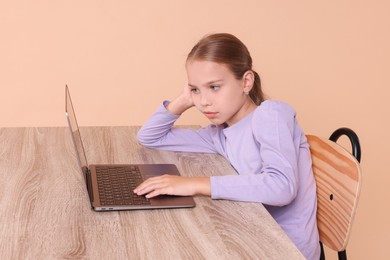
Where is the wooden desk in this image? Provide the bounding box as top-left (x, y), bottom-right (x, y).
top-left (0, 127), bottom-right (304, 259)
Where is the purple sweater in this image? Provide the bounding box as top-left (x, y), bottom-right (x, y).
top-left (137, 100), bottom-right (320, 259)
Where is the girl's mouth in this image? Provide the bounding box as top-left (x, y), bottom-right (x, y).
top-left (203, 112), bottom-right (218, 119)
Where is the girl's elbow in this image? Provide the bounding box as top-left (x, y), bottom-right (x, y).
top-left (136, 131), bottom-right (153, 147)
top-left (282, 190), bottom-right (297, 206)
top-left (274, 185), bottom-right (298, 206)
top-left (272, 170), bottom-right (298, 206)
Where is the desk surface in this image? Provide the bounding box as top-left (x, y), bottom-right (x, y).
top-left (0, 126), bottom-right (304, 259)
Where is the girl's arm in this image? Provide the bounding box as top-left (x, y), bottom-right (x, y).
top-left (137, 85), bottom-right (220, 154)
top-left (134, 175), bottom-right (211, 198)
top-left (210, 101), bottom-right (303, 206)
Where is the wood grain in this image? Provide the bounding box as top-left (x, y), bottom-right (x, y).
top-left (307, 135), bottom-right (362, 252)
top-left (0, 127), bottom-right (304, 259)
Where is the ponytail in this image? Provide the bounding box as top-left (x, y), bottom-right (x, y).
top-left (249, 70), bottom-right (264, 105)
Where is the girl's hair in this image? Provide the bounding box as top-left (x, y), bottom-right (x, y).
top-left (187, 33), bottom-right (265, 105)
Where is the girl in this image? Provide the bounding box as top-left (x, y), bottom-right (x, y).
top-left (134, 33), bottom-right (320, 259)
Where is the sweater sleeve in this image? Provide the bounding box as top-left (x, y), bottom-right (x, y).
top-left (210, 101), bottom-right (300, 206)
top-left (137, 102), bottom-right (219, 153)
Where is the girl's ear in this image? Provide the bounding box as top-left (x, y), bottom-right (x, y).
top-left (242, 70), bottom-right (255, 93)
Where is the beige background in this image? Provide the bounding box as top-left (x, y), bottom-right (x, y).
top-left (1, 1), bottom-right (389, 259)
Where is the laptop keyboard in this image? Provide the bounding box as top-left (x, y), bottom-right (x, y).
top-left (96, 165), bottom-right (151, 206)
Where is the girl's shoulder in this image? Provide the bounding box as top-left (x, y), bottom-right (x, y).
top-left (252, 100), bottom-right (297, 125)
top-left (254, 100), bottom-right (296, 117)
top-left (256, 100), bottom-right (296, 114)
top-left (251, 100), bottom-right (299, 141)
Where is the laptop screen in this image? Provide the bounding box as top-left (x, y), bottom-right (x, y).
top-left (65, 85), bottom-right (89, 170)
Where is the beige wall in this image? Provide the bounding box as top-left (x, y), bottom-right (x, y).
top-left (1, 1), bottom-right (389, 259)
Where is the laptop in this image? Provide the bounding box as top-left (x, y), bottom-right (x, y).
top-left (65, 85), bottom-right (196, 211)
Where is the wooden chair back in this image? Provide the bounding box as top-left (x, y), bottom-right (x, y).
top-left (306, 128), bottom-right (362, 260)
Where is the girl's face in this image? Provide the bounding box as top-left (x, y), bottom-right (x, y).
top-left (186, 59), bottom-right (256, 126)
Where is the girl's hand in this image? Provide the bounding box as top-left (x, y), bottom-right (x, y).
top-left (133, 175), bottom-right (210, 198)
top-left (166, 83), bottom-right (195, 115)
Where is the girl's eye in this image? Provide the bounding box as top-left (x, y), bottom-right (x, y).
top-left (191, 88), bottom-right (200, 94)
top-left (210, 85), bottom-right (220, 91)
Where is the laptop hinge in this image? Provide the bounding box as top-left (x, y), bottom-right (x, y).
top-left (82, 166), bottom-right (94, 202)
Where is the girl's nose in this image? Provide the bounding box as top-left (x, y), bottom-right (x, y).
top-left (200, 93), bottom-right (211, 106)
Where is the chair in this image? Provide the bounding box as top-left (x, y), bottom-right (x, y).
top-left (306, 127), bottom-right (362, 260)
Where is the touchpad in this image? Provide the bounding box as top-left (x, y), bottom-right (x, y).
top-left (143, 174), bottom-right (161, 180)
